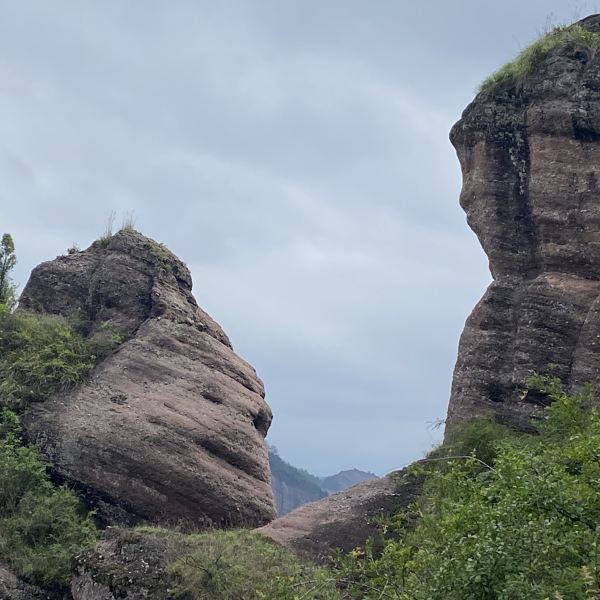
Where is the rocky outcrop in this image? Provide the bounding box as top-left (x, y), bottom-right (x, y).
top-left (0, 563), bottom-right (58, 600)
top-left (321, 469), bottom-right (378, 495)
top-left (446, 15), bottom-right (600, 435)
top-left (19, 230), bottom-right (276, 527)
top-left (70, 529), bottom-right (177, 600)
top-left (258, 468), bottom-right (422, 562)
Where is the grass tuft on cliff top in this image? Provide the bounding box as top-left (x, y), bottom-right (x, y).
top-left (480, 24), bottom-right (600, 92)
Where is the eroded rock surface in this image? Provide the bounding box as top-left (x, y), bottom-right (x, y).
top-left (19, 230), bottom-right (275, 527)
top-left (0, 563), bottom-right (57, 600)
top-left (257, 469), bottom-right (422, 562)
top-left (447, 15), bottom-right (600, 435)
top-left (71, 529), bottom-right (177, 600)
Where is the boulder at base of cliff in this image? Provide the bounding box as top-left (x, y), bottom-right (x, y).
top-left (257, 468), bottom-right (422, 563)
top-left (19, 230), bottom-right (276, 527)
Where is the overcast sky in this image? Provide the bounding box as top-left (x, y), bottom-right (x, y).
top-left (1, 1), bottom-right (597, 476)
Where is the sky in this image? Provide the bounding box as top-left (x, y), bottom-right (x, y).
top-left (1, 0), bottom-right (597, 476)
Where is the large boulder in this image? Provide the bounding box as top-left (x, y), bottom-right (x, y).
top-left (447, 15), bottom-right (600, 435)
top-left (257, 468), bottom-right (422, 562)
top-left (19, 230), bottom-right (276, 527)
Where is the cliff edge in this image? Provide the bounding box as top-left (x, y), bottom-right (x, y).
top-left (447, 15), bottom-right (600, 435)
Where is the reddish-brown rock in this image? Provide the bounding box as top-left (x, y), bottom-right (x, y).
top-left (19, 230), bottom-right (276, 527)
top-left (447, 15), bottom-right (600, 435)
top-left (257, 469), bottom-right (422, 562)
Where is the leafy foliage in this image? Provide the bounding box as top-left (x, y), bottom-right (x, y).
top-left (0, 409), bottom-right (96, 588)
top-left (337, 377), bottom-right (600, 599)
top-left (0, 307), bottom-right (95, 411)
top-left (480, 24), bottom-right (600, 91)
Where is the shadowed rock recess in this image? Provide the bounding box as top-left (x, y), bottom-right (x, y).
top-left (446, 14), bottom-right (600, 436)
top-left (19, 230), bottom-right (276, 527)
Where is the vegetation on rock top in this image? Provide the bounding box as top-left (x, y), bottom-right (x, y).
top-left (480, 24), bottom-right (600, 91)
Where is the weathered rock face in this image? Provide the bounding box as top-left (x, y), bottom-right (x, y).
top-left (446, 15), bottom-right (600, 435)
top-left (19, 230), bottom-right (276, 527)
top-left (71, 529), bottom-right (177, 600)
top-left (0, 563), bottom-right (59, 600)
top-left (258, 469), bottom-right (422, 562)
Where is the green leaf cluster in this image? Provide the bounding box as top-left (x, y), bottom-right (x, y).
top-left (0, 409), bottom-right (96, 589)
top-left (338, 377), bottom-right (600, 599)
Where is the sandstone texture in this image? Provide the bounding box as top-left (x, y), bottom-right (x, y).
top-left (70, 529), bottom-right (177, 600)
top-left (257, 469), bottom-right (422, 562)
top-left (447, 15), bottom-right (600, 435)
top-left (19, 230), bottom-right (276, 527)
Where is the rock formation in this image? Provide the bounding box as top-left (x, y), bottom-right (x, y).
top-left (70, 529), bottom-right (177, 600)
top-left (19, 230), bottom-right (276, 527)
top-left (446, 15), bottom-right (600, 436)
top-left (258, 468), bottom-right (422, 562)
top-left (0, 563), bottom-right (56, 600)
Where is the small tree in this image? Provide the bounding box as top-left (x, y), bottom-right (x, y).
top-left (0, 234), bottom-right (16, 309)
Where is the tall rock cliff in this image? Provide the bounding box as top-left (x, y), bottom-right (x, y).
top-left (19, 230), bottom-right (276, 527)
top-left (446, 15), bottom-right (600, 435)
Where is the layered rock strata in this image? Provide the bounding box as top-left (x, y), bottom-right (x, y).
top-left (19, 230), bottom-right (276, 527)
top-left (447, 15), bottom-right (600, 435)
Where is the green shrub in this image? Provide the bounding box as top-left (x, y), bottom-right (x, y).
top-left (162, 528), bottom-right (340, 599)
top-left (0, 307), bottom-right (95, 410)
top-left (0, 410), bottom-right (96, 588)
top-left (426, 417), bottom-right (523, 471)
top-left (480, 24), bottom-right (600, 91)
top-left (338, 377), bottom-right (600, 599)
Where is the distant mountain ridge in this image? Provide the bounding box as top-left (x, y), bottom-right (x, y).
top-left (321, 469), bottom-right (378, 494)
top-left (268, 447), bottom-right (378, 516)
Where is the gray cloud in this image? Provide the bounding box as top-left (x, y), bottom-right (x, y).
top-left (1, 0), bottom-right (593, 474)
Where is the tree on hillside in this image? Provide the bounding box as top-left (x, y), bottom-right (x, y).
top-left (0, 233), bottom-right (17, 308)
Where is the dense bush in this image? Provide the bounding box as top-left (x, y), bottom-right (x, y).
top-left (0, 409), bottom-right (96, 588)
top-left (0, 306), bottom-right (95, 411)
top-left (337, 377), bottom-right (600, 599)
